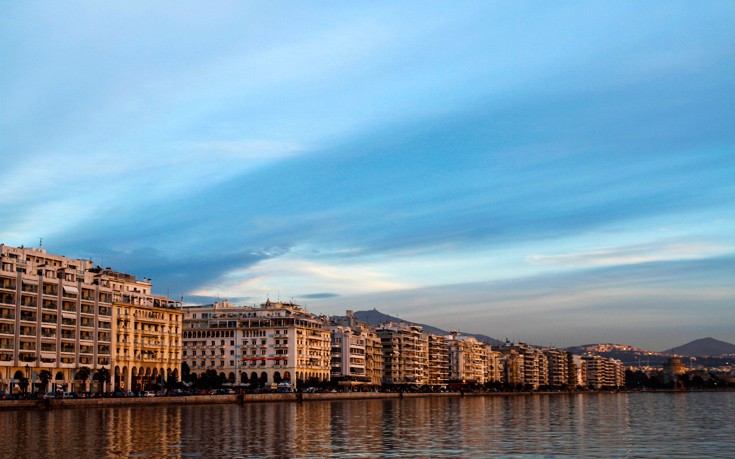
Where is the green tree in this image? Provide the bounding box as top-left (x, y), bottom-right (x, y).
top-left (39, 370), bottom-right (52, 393)
top-left (96, 368), bottom-right (111, 392)
top-left (75, 366), bottom-right (91, 392)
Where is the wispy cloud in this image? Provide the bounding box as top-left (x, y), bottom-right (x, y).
top-left (528, 241), bottom-right (731, 268)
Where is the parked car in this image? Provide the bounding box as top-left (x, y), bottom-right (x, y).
top-left (62, 392), bottom-right (76, 399)
top-left (45, 392), bottom-right (57, 399)
top-left (143, 391), bottom-right (155, 397)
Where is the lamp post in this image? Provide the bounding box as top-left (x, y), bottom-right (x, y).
top-left (25, 364), bottom-right (30, 395)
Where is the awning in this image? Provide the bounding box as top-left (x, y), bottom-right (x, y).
top-left (22, 279), bottom-right (39, 286)
top-left (63, 286), bottom-right (79, 294)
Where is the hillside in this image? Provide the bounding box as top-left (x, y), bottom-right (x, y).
top-left (664, 337), bottom-right (735, 357)
top-left (353, 309), bottom-right (503, 346)
top-left (565, 343), bottom-right (668, 367)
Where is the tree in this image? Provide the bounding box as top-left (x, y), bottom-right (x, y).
top-left (39, 370), bottom-right (52, 393)
top-left (18, 377), bottom-right (29, 395)
top-left (75, 366), bottom-right (91, 392)
top-left (96, 368), bottom-right (111, 392)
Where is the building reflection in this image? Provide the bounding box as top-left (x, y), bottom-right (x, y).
top-left (0, 393), bottom-right (659, 458)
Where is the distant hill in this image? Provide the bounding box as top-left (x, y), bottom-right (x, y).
top-left (565, 338), bottom-right (735, 367)
top-left (353, 309), bottom-right (503, 346)
top-left (565, 343), bottom-right (669, 367)
top-left (664, 337), bottom-right (735, 357)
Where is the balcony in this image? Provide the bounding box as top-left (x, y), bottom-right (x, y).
top-left (0, 296), bottom-right (14, 306)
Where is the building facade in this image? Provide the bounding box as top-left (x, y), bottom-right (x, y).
top-left (329, 311), bottom-right (383, 386)
top-left (108, 269), bottom-right (182, 392)
top-left (182, 300), bottom-right (331, 387)
top-left (376, 322), bottom-right (429, 386)
top-left (0, 244), bottom-right (181, 394)
top-left (446, 332), bottom-right (489, 384)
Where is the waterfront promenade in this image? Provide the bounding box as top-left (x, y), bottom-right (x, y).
top-left (0, 389), bottom-right (667, 412)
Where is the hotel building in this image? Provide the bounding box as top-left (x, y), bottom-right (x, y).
top-left (182, 299), bottom-right (331, 387)
top-left (107, 269), bottom-right (183, 392)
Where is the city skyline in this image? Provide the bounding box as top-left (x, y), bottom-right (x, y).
top-left (2, 2), bottom-right (734, 350)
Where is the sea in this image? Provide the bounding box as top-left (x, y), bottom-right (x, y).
top-left (1, 392), bottom-right (733, 458)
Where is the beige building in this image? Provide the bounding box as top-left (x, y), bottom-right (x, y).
top-left (427, 334), bottom-right (449, 386)
top-left (182, 299), bottom-right (331, 387)
top-left (0, 245), bottom-right (113, 393)
top-left (485, 347), bottom-right (502, 384)
top-left (582, 354), bottom-right (624, 389)
top-left (568, 353), bottom-right (587, 389)
top-left (446, 332), bottom-right (489, 384)
top-left (0, 244), bottom-right (181, 394)
top-left (544, 348), bottom-right (569, 388)
top-left (376, 322), bottom-right (429, 386)
top-left (501, 342), bottom-right (547, 389)
top-left (107, 269), bottom-right (182, 392)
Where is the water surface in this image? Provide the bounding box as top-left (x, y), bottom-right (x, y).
top-left (1, 392), bottom-right (732, 458)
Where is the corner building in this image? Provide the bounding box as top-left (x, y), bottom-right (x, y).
top-left (0, 244), bottom-right (181, 394)
top-left (182, 300), bottom-right (330, 387)
top-left (108, 269), bottom-right (183, 392)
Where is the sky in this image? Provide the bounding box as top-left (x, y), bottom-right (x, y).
top-left (2, 1), bottom-right (734, 350)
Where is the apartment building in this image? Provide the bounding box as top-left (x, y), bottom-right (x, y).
top-left (582, 354), bottom-right (624, 389)
top-left (485, 347), bottom-right (502, 384)
top-left (0, 244), bottom-right (181, 394)
top-left (501, 342), bottom-right (548, 389)
top-left (0, 245), bottom-right (113, 393)
top-left (376, 322), bottom-right (429, 386)
top-left (446, 332), bottom-right (489, 384)
top-left (544, 348), bottom-right (569, 388)
top-left (182, 300), bottom-right (331, 387)
top-left (329, 311), bottom-right (383, 386)
top-left (568, 353), bottom-right (587, 389)
top-left (427, 334), bottom-right (449, 387)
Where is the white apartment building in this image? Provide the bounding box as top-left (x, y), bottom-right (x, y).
top-left (329, 310), bottom-right (383, 386)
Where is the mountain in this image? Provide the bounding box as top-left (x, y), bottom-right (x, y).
top-left (664, 337), bottom-right (735, 357)
top-left (353, 309), bottom-right (503, 346)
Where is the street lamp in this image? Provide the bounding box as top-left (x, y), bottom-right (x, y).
top-left (25, 364), bottom-right (30, 395)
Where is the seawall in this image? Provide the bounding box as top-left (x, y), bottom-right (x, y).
top-left (0, 390), bottom-right (615, 412)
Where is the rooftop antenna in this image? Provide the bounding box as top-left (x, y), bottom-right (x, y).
top-left (39, 237), bottom-right (43, 248)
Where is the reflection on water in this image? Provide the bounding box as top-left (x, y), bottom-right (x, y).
top-left (1, 393), bottom-right (734, 458)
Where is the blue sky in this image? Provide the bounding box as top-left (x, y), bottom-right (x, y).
top-left (2, 1), bottom-right (734, 350)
